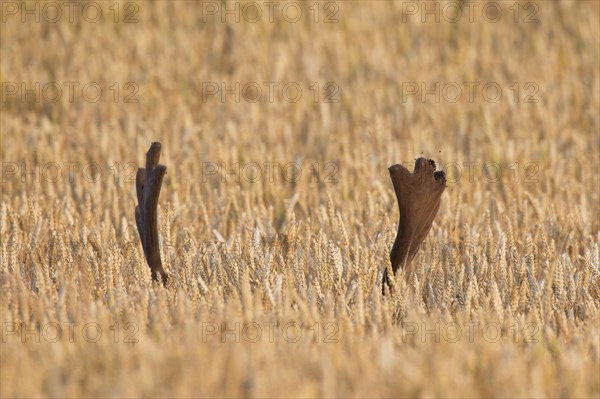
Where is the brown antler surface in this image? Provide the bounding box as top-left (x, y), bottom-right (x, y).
top-left (383, 157), bottom-right (446, 292)
top-left (135, 142), bottom-right (168, 285)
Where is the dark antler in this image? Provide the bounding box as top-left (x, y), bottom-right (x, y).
top-left (135, 142), bottom-right (168, 285)
top-left (383, 157), bottom-right (446, 293)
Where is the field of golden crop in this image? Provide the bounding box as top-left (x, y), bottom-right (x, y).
top-left (1, 1), bottom-right (599, 397)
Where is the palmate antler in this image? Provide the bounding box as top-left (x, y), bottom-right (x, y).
top-left (135, 142), bottom-right (168, 285)
top-left (383, 157), bottom-right (446, 293)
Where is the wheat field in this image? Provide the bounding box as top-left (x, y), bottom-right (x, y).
top-left (1, 1), bottom-right (599, 398)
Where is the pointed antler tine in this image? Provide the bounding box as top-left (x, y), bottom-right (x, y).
top-left (135, 142), bottom-right (169, 286)
top-left (146, 142), bottom-right (162, 172)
